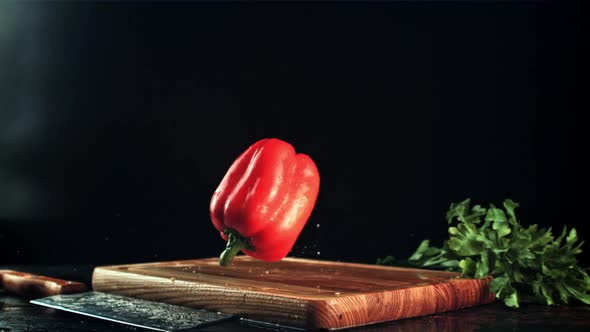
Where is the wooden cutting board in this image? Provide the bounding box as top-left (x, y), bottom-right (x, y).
top-left (92, 256), bottom-right (494, 330)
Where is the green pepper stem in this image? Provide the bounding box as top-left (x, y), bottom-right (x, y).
top-left (219, 229), bottom-right (251, 267)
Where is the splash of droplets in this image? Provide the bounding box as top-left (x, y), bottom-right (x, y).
top-left (288, 219), bottom-right (323, 259)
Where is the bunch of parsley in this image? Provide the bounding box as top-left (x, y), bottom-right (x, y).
top-left (379, 199), bottom-right (590, 307)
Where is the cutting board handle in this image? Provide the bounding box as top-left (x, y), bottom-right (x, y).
top-left (0, 270), bottom-right (88, 298)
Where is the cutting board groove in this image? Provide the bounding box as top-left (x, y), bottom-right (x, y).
top-left (92, 256), bottom-right (494, 330)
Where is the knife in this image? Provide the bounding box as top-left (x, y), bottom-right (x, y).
top-left (0, 269), bottom-right (234, 331)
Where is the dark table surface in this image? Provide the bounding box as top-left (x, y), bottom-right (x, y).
top-left (1, 265), bottom-right (590, 332)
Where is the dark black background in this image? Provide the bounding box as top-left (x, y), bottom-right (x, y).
top-left (1, 1), bottom-right (588, 266)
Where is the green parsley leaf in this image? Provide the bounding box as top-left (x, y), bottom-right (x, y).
top-left (379, 199), bottom-right (590, 307)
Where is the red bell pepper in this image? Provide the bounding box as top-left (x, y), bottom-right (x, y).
top-left (210, 138), bottom-right (320, 266)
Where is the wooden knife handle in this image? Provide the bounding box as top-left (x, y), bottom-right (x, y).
top-left (0, 269), bottom-right (88, 297)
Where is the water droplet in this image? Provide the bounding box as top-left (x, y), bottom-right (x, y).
top-left (317, 251), bottom-right (321, 255)
top-left (316, 224), bottom-right (320, 228)
top-left (334, 292), bottom-right (341, 296)
top-left (192, 270), bottom-right (196, 274)
top-left (265, 270), bottom-right (269, 275)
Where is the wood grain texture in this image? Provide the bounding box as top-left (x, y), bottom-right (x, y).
top-left (92, 256), bottom-right (494, 330)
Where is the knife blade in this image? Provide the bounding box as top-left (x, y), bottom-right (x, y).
top-left (31, 291), bottom-right (234, 331)
top-left (1, 270), bottom-right (234, 331)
